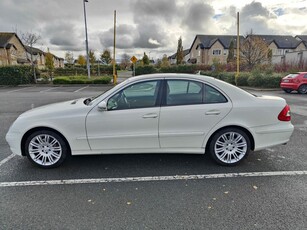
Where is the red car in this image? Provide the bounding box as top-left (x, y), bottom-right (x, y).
top-left (280, 72), bottom-right (307, 94)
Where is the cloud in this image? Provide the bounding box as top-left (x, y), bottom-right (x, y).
top-left (240, 1), bottom-right (278, 34)
top-left (181, 1), bottom-right (215, 32)
top-left (43, 22), bottom-right (84, 51)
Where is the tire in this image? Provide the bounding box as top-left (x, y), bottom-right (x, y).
top-left (24, 130), bottom-right (68, 168)
top-left (209, 128), bottom-right (250, 166)
top-left (283, 89), bottom-right (292, 93)
top-left (298, 85), bottom-right (307, 94)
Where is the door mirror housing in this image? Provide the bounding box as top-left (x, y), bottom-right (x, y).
top-left (98, 101), bottom-right (107, 111)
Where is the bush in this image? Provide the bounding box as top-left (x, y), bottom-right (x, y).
top-left (0, 66), bottom-right (34, 85)
top-left (54, 66), bottom-right (114, 76)
top-left (236, 72), bottom-right (250, 86)
top-left (53, 76), bottom-right (112, 85)
top-left (93, 77), bottom-right (112, 84)
top-left (135, 65), bottom-right (157, 75)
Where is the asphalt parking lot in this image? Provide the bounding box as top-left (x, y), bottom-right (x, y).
top-left (0, 86), bottom-right (307, 229)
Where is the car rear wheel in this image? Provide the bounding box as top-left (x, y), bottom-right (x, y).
top-left (209, 128), bottom-right (250, 166)
top-left (298, 85), bottom-right (307, 94)
top-left (25, 130), bottom-right (68, 168)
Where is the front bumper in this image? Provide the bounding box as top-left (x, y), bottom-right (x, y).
top-left (5, 130), bottom-right (23, 156)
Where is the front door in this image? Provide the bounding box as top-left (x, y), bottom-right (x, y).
top-left (86, 80), bottom-right (162, 152)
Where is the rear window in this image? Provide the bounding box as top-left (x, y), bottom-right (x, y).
top-left (285, 74), bottom-right (299, 78)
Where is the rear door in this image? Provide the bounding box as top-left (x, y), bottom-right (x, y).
top-left (159, 79), bottom-right (232, 149)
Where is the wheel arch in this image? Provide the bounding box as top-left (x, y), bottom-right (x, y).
top-left (205, 125), bottom-right (255, 152)
top-left (21, 127), bottom-right (72, 156)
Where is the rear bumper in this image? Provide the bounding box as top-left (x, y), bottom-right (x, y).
top-left (280, 83), bottom-right (299, 90)
top-left (251, 123), bottom-right (294, 151)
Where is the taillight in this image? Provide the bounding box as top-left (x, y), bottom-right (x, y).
top-left (278, 105), bottom-right (291, 121)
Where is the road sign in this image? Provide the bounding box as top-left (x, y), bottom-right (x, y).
top-left (130, 56), bottom-right (138, 63)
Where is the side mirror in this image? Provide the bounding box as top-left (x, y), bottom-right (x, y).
top-left (97, 101), bottom-right (107, 111)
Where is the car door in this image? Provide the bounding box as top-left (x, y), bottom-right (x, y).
top-left (86, 80), bottom-right (162, 151)
top-left (159, 79), bottom-right (232, 149)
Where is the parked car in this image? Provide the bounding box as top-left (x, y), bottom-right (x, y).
top-left (280, 72), bottom-right (307, 94)
top-left (6, 73), bottom-right (294, 168)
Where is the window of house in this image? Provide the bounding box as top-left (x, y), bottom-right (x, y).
top-left (198, 49), bottom-right (201, 57)
top-left (223, 50), bottom-right (227, 55)
top-left (212, 50), bottom-right (221, 55)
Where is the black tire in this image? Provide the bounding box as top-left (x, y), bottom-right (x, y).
top-left (209, 128), bottom-right (250, 166)
top-left (283, 89), bottom-right (292, 93)
top-left (298, 85), bottom-right (307, 94)
top-left (24, 130), bottom-right (68, 168)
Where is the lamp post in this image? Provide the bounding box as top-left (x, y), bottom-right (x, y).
top-left (83, 0), bottom-right (90, 79)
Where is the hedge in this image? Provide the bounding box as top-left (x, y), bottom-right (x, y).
top-left (54, 66), bottom-right (114, 76)
top-left (0, 66), bottom-right (34, 85)
top-left (53, 76), bottom-right (112, 84)
top-left (201, 71), bottom-right (284, 88)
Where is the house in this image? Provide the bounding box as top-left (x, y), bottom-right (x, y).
top-left (189, 35), bottom-right (244, 65)
top-left (53, 54), bottom-right (64, 68)
top-left (168, 49), bottom-right (190, 64)
top-left (24, 45), bottom-right (46, 69)
top-left (296, 35), bottom-right (307, 48)
top-left (0, 32), bottom-right (28, 66)
top-left (248, 35), bottom-right (306, 56)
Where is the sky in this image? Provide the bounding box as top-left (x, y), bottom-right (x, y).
top-left (1, 0), bottom-right (306, 60)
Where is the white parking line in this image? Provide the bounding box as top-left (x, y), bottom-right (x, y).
top-left (1, 170), bottom-right (307, 188)
top-left (6, 87), bottom-right (35, 93)
top-left (0, 154), bottom-right (15, 168)
top-left (39, 87), bottom-right (60, 93)
top-left (74, 86), bottom-right (89, 93)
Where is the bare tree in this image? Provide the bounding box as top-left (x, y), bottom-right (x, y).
top-left (65, 51), bottom-right (74, 65)
top-left (22, 32), bottom-right (41, 83)
top-left (240, 31), bottom-right (269, 69)
top-left (121, 53), bottom-right (131, 70)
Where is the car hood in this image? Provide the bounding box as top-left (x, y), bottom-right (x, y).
top-left (19, 98), bottom-right (90, 119)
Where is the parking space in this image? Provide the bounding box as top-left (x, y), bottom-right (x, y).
top-left (0, 87), bottom-right (307, 229)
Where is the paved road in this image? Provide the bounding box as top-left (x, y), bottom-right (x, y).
top-left (0, 86), bottom-right (306, 229)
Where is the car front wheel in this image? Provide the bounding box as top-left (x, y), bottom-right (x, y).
top-left (25, 130), bottom-right (68, 168)
top-left (209, 128), bottom-right (250, 166)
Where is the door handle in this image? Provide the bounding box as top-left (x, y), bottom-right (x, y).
top-left (205, 110), bottom-right (221, 115)
top-left (142, 113), bottom-right (158, 119)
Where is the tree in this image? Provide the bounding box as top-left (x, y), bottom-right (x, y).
top-left (176, 36), bottom-right (184, 65)
top-left (22, 32), bottom-right (41, 83)
top-left (142, 52), bottom-right (150, 65)
top-left (227, 39), bottom-right (235, 63)
top-left (65, 51), bottom-right (74, 65)
top-left (161, 54), bottom-right (170, 68)
top-left (121, 53), bottom-right (131, 70)
top-left (240, 32), bottom-right (269, 69)
top-left (77, 55), bottom-right (86, 65)
top-left (89, 50), bottom-right (96, 66)
top-left (45, 49), bottom-right (54, 80)
top-left (100, 49), bottom-right (112, 64)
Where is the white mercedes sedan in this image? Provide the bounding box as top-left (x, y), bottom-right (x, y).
top-left (6, 74), bottom-right (294, 168)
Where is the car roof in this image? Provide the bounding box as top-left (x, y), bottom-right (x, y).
top-left (128, 73), bottom-right (255, 101)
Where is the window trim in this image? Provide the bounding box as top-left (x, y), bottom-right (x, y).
top-left (161, 79), bottom-right (229, 107)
